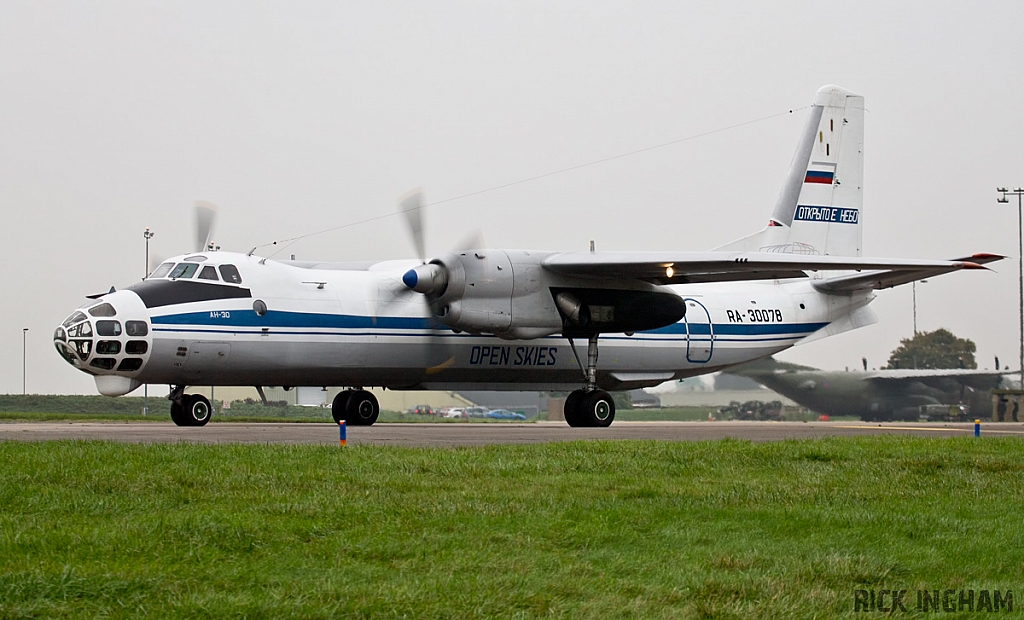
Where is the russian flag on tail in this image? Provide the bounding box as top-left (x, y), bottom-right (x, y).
top-left (804, 170), bottom-right (835, 184)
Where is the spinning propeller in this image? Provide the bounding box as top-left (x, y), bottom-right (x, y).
top-left (147, 201), bottom-right (219, 275)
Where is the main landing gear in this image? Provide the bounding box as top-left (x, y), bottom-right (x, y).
top-left (168, 385), bottom-right (212, 427)
top-left (564, 334), bottom-right (616, 428)
top-left (332, 389), bottom-right (380, 426)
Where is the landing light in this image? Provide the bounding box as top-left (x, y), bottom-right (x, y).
top-left (665, 266), bottom-right (675, 278)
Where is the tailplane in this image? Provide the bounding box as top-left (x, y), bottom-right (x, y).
top-left (716, 85), bottom-right (865, 257)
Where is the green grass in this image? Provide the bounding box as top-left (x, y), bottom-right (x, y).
top-left (0, 437), bottom-right (1022, 618)
top-left (615, 406), bottom-right (718, 421)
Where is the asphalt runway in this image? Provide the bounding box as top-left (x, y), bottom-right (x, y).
top-left (2, 420), bottom-right (1024, 447)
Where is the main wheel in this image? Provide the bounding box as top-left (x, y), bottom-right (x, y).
top-left (170, 401), bottom-right (189, 427)
top-left (579, 390), bottom-right (615, 428)
top-left (332, 391), bottom-right (353, 423)
top-left (345, 390), bottom-right (379, 426)
top-left (183, 394), bottom-right (212, 426)
top-left (564, 389), bottom-right (586, 427)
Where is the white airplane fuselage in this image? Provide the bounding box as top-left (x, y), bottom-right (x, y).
top-left (54, 250), bottom-right (870, 396)
top-left (54, 85), bottom-right (995, 428)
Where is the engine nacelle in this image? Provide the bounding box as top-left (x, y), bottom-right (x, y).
top-left (404, 249), bottom-right (686, 339)
top-left (426, 250), bottom-right (562, 338)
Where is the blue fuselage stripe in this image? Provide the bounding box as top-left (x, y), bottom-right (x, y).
top-left (151, 310), bottom-right (827, 339)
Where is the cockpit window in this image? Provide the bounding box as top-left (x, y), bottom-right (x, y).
top-left (72, 340), bottom-right (92, 359)
top-left (55, 343), bottom-right (78, 365)
top-left (96, 340), bottom-right (121, 355)
top-left (125, 321), bottom-right (148, 337)
top-left (117, 358), bottom-right (143, 371)
top-left (63, 311), bottom-right (87, 328)
top-left (96, 320), bottom-right (121, 337)
top-left (150, 262), bottom-right (174, 279)
top-left (219, 264), bottom-right (242, 284)
top-left (169, 263), bottom-right (199, 279)
top-left (198, 265), bottom-right (219, 281)
top-left (67, 322), bottom-right (92, 338)
top-left (88, 303), bottom-right (116, 317)
top-left (184, 255), bottom-right (207, 262)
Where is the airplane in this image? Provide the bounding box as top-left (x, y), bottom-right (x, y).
top-left (52, 85), bottom-right (1002, 429)
top-left (726, 357), bottom-right (1012, 421)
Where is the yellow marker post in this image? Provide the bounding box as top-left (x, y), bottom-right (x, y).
top-left (338, 420), bottom-right (347, 446)
top-left (975, 419), bottom-right (980, 437)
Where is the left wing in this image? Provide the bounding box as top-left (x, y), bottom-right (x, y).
top-left (541, 251), bottom-right (995, 286)
top-left (866, 368), bottom-right (1013, 391)
top-left (812, 253), bottom-right (1004, 293)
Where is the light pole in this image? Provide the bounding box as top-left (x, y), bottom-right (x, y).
top-left (997, 187), bottom-right (1024, 387)
top-left (22, 328), bottom-right (28, 395)
top-left (144, 227), bottom-right (155, 279)
top-left (143, 227), bottom-right (154, 415)
top-left (912, 279), bottom-right (928, 335)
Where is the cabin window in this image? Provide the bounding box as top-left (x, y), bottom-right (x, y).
top-left (253, 299), bottom-right (267, 316)
top-left (125, 321), bottom-right (148, 337)
top-left (117, 358), bottom-right (143, 371)
top-left (126, 341), bottom-right (148, 354)
top-left (96, 320), bottom-right (122, 337)
top-left (169, 263), bottom-right (199, 279)
top-left (96, 340), bottom-right (121, 355)
top-left (89, 358), bottom-right (116, 370)
top-left (150, 262), bottom-right (174, 279)
top-left (198, 265), bottom-right (219, 281)
top-left (219, 264), bottom-right (242, 284)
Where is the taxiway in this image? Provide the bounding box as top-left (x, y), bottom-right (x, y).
top-left (2, 420), bottom-right (1022, 446)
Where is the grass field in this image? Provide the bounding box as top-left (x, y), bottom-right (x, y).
top-left (1, 437), bottom-right (1021, 618)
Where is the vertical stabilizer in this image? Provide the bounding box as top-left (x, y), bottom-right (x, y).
top-left (716, 85), bottom-right (864, 256)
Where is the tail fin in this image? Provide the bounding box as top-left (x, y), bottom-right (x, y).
top-left (716, 85), bottom-right (865, 257)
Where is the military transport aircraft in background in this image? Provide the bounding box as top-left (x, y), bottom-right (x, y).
top-left (727, 357), bottom-right (1013, 421)
top-left (53, 85), bottom-right (1002, 428)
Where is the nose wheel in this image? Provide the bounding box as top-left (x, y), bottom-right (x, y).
top-left (168, 386), bottom-right (212, 427)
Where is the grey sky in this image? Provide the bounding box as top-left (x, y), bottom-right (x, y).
top-left (3, 1), bottom-right (1023, 394)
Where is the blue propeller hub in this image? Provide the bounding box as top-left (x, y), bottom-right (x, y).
top-left (402, 269), bottom-right (418, 289)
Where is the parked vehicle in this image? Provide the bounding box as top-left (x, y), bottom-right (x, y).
top-left (485, 409), bottom-right (527, 420)
top-left (407, 404), bottom-right (434, 416)
top-left (441, 407), bottom-right (465, 418)
top-left (465, 406), bottom-right (490, 418)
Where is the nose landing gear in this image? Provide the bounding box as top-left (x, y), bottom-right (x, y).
top-left (168, 386), bottom-right (212, 427)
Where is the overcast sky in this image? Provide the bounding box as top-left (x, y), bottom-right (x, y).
top-left (3, 1), bottom-right (1024, 394)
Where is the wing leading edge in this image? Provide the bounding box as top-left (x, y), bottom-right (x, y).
top-left (811, 253), bottom-right (1004, 293)
top-left (865, 368), bottom-right (1014, 392)
top-left (541, 251), bottom-right (998, 286)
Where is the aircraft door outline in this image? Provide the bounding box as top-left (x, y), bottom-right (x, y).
top-left (684, 298), bottom-right (713, 363)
